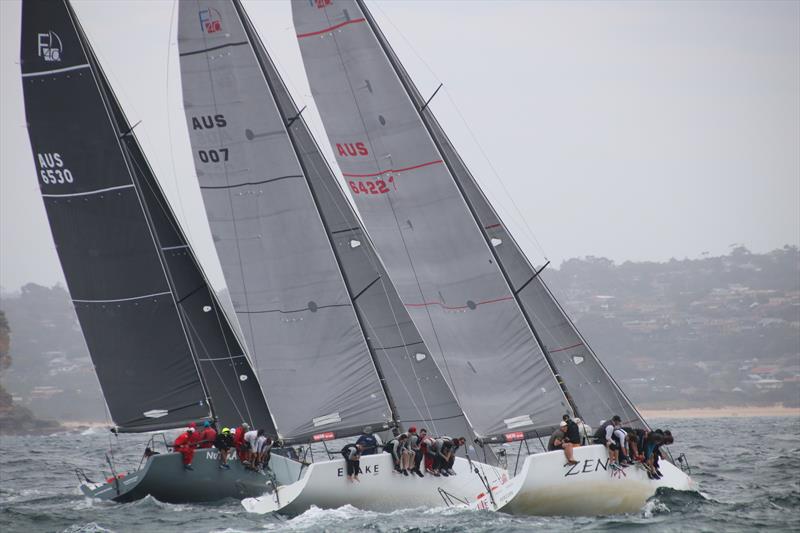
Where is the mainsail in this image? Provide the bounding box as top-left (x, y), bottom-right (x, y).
top-left (294, 0), bottom-right (647, 433)
top-left (293, 0), bottom-right (573, 440)
top-left (20, 0), bottom-right (274, 433)
top-left (178, 0), bottom-right (475, 443)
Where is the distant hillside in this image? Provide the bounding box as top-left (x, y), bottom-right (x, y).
top-left (0, 245), bottom-right (797, 422)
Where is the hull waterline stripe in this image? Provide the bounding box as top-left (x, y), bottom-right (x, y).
top-left (22, 63), bottom-right (91, 78)
top-left (42, 183), bottom-right (134, 198)
top-left (548, 342), bottom-right (584, 354)
top-left (179, 41), bottom-right (248, 57)
top-left (404, 295), bottom-right (513, 310)
top-left (72, 291), bottom-right (172, 304)
top-left (342, 159), bottom-right (443, 178)
top-left (297, 18), bottom-right (366, 39)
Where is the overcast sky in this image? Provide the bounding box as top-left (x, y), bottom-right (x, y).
top-left (1, 0), bottom-right (798, 294)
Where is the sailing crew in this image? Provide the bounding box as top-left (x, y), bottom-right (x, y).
top-left (442, 437), bottom-right (465, 475)
top-left (340, 443), bottom-right (364, 482)
top-left (547, 423), bottom-right (567, 451)
top-left (188, 421), bottom-right (203, 448)
top-left (600, 415), bottom-right (623, 466)
top-left (233, 423), bottom-right (249, 461)
top-left (420, 430), bottom-right (437, 475)
top-left (173, 424), bottom-right (197, 470)
top-left (560, 415), bottom-right (580, 465)
top-left (214, 427), bottom-right (234, 469)
top-left (431, 436), bottom-right (454, 477)
top-left (243, 428), bottom-right (264, 468)
top-left (355, 429), bottom-right (380, 455)
top-left (406, 426), bottom-right (424, 478)
top-left (254, 434), bottom-right (273, 470)
top-left (198, 420), bottom-right (217, 449)
top-left (385, 433), bottom-right (411, 476)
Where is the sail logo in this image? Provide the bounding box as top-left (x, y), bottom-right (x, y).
top-left (37, 31), bottom-right (63, 62)
top-left (199, 8), bottom-right (222, 34)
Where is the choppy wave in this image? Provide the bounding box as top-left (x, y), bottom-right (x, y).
top-left (1, 416), bottom-right (798, 532)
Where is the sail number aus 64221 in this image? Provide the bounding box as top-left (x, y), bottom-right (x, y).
top-left (348, 176), bottom-right (395, 195)
top-left (37, 152), bottom-right (73, 184)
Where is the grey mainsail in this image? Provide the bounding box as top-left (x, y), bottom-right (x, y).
top-left (178, 0), bottom-right (475, 443)
top-left (293, 0), bottom-right (572, 440)
top-left (294, 0), bottom-right (646, 433)
top-left (20, 0), bottom-right (274, 433)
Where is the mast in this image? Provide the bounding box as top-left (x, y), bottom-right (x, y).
top-left (353, 0), bottom-right (580, 420)
top-left (230, 0), bottom-right (400, 428)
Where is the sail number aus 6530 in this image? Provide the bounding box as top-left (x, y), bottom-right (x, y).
top-left (37, 152), bottom-right (73, 184)
top-left (197, 148), bottom-right (229, 163)
top-left (348, 176), bottom-right (395, 195)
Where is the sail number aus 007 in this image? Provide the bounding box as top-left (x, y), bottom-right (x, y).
top-left (37, 152), bottom-right (74, 184)
top-left (197, 148), bottom-right (229, 163)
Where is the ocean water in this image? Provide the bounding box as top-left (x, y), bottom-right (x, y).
top-left (1, 416), bottom-right (798, 532)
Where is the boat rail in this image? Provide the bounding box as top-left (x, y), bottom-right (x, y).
top-left (438, 487), bottom-right (469, 507)
top-left (136, 433), bottom-right (173, 470)
top-left (675, 453), bottom-right (692, 475)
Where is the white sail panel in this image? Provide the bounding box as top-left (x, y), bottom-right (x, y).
top-left (293, 0), bottom-right (570, 438)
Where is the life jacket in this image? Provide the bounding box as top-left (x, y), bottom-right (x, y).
top-left (592, 424), bottom-right (608, 444)
top-left (340, 443), bottom-right (357, 460)
top-left (174, 431), bottom-right (191, 449)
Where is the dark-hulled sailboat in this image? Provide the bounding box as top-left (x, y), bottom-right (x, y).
top-left (20, 0), bottom-right (282, 503)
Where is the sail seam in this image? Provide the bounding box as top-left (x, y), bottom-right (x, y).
top-left (22, 63), bottom-right (90, 77)
top-left (342, 159), bottom-right (443, 178)
top-left (161, 244), bottom-right (189, 251)
top-left (238, 303), bottom-right (351, 315)
top-left (373, 340), bottom-right (425, 351)
top-left (179, 41), bottom-right (248, 57)
top-left (41, 183), bottom-right (134, 198)
top-left (297, 18), bottom-right (366, 39)
top-left (199, 174), bottom-right (302, 189)
top-left (352, 276), bottom-right (381, 301)
top-left (72, 291), bottom-right (171, 304)
top-left (404, 295), bottom-right (513, 310)
top-left (198, 354), bottom-right (247, 362)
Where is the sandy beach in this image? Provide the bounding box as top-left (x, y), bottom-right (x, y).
top-left (640, 405), bottom-right (800, 419)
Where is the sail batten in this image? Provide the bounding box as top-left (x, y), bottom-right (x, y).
top-left (21, 0), bottom-right (274, 433)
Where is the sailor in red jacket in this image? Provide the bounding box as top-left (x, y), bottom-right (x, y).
top-left (173, 423), bottom-right (197, 470)
top-left (233, 423), bottom-right (250, 461)
top-left (198, 421), bottom-right (217, 449)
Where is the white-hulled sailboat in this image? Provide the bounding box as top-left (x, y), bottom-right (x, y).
top-left (290, 0), bottom-right (694, 516)
top-left (176, 0), bottom-right (507, 513)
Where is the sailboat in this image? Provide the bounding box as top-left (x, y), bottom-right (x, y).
top-left (176, 0), bottom-right (507, 513)
top-left (19, 0), bottom-right (297, 503)
top-left (290, 0), bottom-right (694, 516)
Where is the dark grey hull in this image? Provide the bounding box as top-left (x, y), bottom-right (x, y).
top-left (80, 450), bottom-right (272, 504)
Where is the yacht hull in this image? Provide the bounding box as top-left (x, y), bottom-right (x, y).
top-left (80, 450), bottom-right (296, 503)
top-left (474, 444), bottom-right (694, 516)
top-left (242, 454), bottom-right (505, 515)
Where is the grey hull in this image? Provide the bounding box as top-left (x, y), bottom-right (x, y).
top-left (80, 451), bottom-right (273, 504)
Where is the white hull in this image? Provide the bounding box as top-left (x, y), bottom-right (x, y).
top-left (244, 454), bottom-right (505, 515)
top-left (474, 444), bottom-right (694, 515)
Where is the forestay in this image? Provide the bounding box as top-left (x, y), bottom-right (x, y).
top-left (351, 3), bottom-right (646, 430)
top-left (20, 0), bottom-right (274, 433)
top-left (293, 0), bottom-right (570, 439)
top-left (179, 0), bottom-right (398, 442)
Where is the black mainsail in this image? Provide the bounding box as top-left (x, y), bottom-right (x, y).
top-left (178, 0), bottom-right (475, 443)
top-left (293, 0), bottom-right (647, 438)
top-left (20, 0), bottom-right (275, 433)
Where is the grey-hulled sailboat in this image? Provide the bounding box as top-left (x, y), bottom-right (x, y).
top-left (291, 0), bottom-right (693, 515)
top-left (20, 0), bottom-right (281, 503)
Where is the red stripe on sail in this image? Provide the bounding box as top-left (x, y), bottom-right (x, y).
top-left (342, 159), bottom-right (443, 178)
top-left (485, 223), bottom-right (502, 230)
top-left (404, 295), bottom-right (513, 311)
top-left (549, 342), bottom-right (583, 354)
top-left (297, 18), bottom-right (366, 39)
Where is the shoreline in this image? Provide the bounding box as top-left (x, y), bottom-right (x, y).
top-left (640, 406), bottom-right (800, 419)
